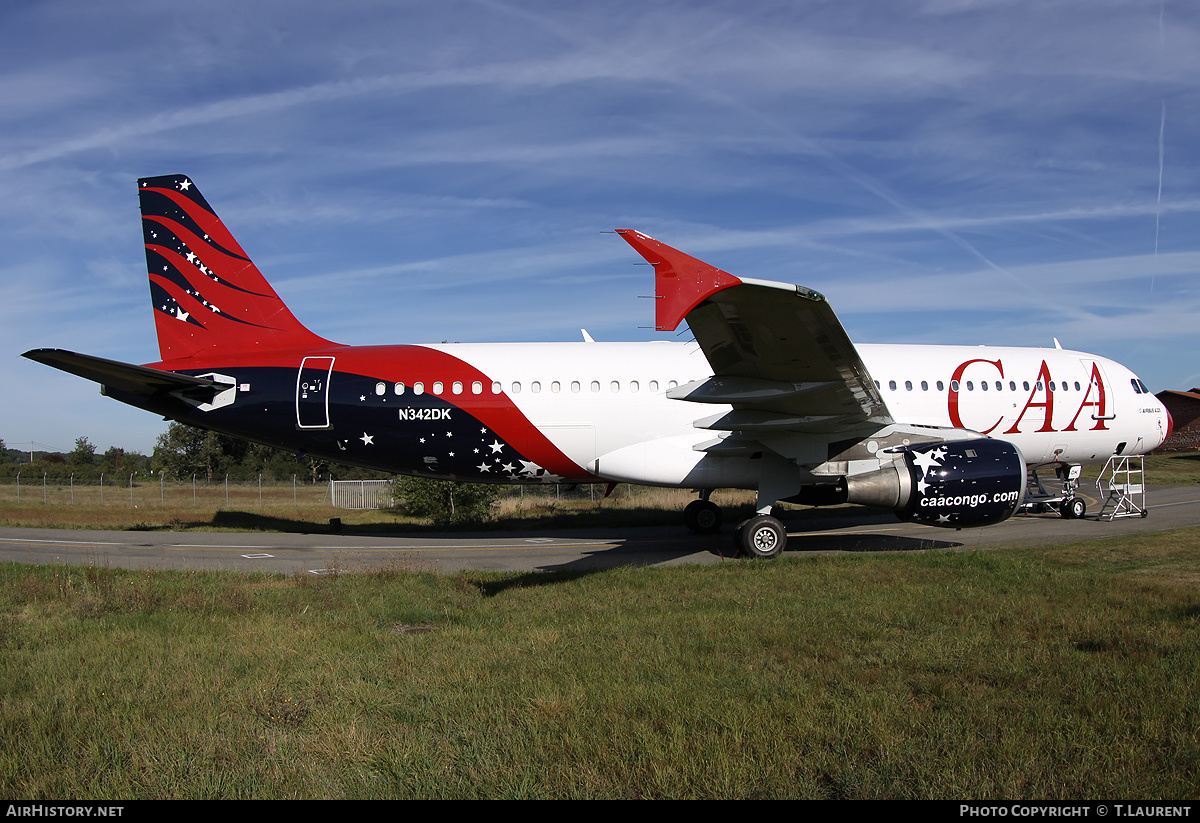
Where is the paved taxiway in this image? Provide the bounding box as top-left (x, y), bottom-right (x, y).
top-left (1, 486), bottom-right (1197, 576)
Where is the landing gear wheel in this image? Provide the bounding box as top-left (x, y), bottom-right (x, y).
top-left (734, 515), bottom-right (787, 559)
top-left (684, 499), bottom-right (723, 534)
top-left (1061, 497), bottom-right (1086, 519)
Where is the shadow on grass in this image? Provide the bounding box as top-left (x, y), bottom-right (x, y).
top-left (786, 532), bottom-right (962, 553)
top-left (469, 520), bottom-right (965, 591)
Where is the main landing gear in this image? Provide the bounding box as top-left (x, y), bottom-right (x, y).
top-left (683, 497), bottom-right (723, 534)
top-left (684, 492), bottom-right (787, 559)
top-left (732, 514), bottom-right (787, 559)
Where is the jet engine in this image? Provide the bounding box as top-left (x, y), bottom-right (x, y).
top-left (842, 439), bottom-right (1026, 528)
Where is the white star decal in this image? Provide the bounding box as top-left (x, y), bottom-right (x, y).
top-left (179, 179), bottom-right (192, 191)
top-left (489, 440), bottom-right (504, 453)
top-left (911, 448), bottom-right (944, 477)
top-left (360, 433), bottom-right (374, 445)
top-left (477, 462), bottom-right (492, 472)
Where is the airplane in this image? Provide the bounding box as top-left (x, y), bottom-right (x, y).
top-left (23, 174), bottom-right (1173, 557)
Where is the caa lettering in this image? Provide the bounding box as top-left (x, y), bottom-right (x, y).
top-left (947, 359), bottom-right (1108, 435)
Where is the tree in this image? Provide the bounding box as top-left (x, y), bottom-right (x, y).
top-left (100, 446), bottom-right (125, 472)
top-left (153, 422), bottom-right (246, 481)
top-left (69, 437), bottom-right (96, 467)
top-left (395, 476), bottom-right (501, 526)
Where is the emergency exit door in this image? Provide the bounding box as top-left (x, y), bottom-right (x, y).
top-left (296, 356), bottom-right (335, 429)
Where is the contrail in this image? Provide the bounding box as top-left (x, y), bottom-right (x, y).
top-left (1156, 101), bottom-right (1165, 260)
top-left (1153, 1), bottom-right (1166, 293)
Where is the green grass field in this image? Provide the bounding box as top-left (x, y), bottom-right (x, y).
top-left (1, 529), bottom-right (1197, 799)
top-left (2, 451), bottom-right (1197, 798)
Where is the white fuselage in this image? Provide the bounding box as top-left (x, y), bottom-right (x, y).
top-left (425, 340), bottom-right (1169, 489)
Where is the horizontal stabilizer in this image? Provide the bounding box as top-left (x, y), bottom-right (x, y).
top-left (22, 348), bottom-right (225, 401)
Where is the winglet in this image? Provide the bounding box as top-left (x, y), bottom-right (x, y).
top-left (616, 230), bottom-right (742, 331)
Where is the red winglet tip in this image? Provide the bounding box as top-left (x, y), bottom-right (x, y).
top-left (616, 230), bottom-right (741, 331)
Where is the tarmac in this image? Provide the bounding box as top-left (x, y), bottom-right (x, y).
top-left (1, 485), bottom-right (1197, 575)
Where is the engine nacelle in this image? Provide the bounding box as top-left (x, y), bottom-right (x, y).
top-left (844, 439), bottom-right (1026, 529)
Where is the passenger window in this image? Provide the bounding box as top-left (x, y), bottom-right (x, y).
top-left (375, 382), bottom-right (386, 396)
top-left (551, 381), bottom-right (561, 393)
top-left (936, 381), bottom-right (944, 391)
top-left (491, 381), bottom-right (501, 394)
top-left (571, 381), bottom-right (581, 393)
top-left (531, 381), bottom-right (541, 393)
top-left (433, 381), bottom-right (444, 395)
top-left (981, 381), bottom-right (988, 391)
top-left (452, 381), bottom-right (463, 394)
top-left (966, 381), bottom-right (974, 391)
top-left (905, 381), bottom-right (913, 391)
top-left (630, 381), bottom-right (639, 393)
top-left (510, 382), bottom-right (520, 394)
top-left (950, 380), bottom-right (959, 392)
top-left (1009, 381), bottom-right (1016, 391)
top-left (921, 381), bottom-right (928, 391)
top-left (590, 381), bottom-right (600, 393)
top-left (649, 381), bottom-right (659, 392)
top-left (472, 381), bottom-right (482, 394)
top-left (414, 382), bottom-right (425, 395)
top-left (611, 381), bottom-right (620, 393)
top-left (889, 380), bottom-right (897, 390)
top-left (395, 382), bottom-right (405, 395)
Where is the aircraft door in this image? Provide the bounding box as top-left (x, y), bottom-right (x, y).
top-left (296, 356), bottom-right (335, 430)
top-left (1077, 358), bottom-right (1116, 427)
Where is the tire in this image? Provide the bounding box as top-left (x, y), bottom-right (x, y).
top-left (684, 499), bottom-right (723, 534)
top-left (1067, 497), bottom-right (1086, 519)
top-left (735, 515), bottom-right (786, 559)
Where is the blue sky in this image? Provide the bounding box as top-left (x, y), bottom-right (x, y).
top-left (3, 0), bottom-right (1199, 455)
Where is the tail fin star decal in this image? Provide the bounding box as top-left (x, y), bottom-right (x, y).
top-left (138, 174), bottom-right (338, 362)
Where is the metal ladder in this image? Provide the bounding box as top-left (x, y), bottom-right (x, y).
top-left (1096, 455), bottom-right (1147, 519)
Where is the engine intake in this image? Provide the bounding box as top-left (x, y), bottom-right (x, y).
top-left (844, 439), bottom-right (1026, 529)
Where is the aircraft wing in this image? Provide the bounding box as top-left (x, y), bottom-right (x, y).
top-left (22, 348), bottom-right (228, 403)
top-left (616, 231), bottom-right (892, 443)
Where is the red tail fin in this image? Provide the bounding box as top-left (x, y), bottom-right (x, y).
top-left (139, 174), bottom-right (338, 361)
